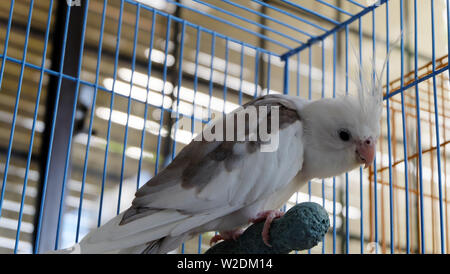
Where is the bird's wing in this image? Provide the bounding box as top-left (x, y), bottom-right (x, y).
top-left (79, 95), bottom-right (306, 252)
top-left (123, 94), bottom-right (304, 220)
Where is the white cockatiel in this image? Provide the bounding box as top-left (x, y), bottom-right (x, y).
top-left (52, 62), bottom-right (384, 254)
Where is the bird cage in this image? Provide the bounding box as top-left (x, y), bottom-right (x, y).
top-left (0, 0), bottom-right (449, 254)
top-left (369, 55), bottom-right (450, 254)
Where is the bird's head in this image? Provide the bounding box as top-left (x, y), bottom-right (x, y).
top-left (302, 95), bottom-right (381, 170)
top-left (300, 65), bottom-right (384, 179)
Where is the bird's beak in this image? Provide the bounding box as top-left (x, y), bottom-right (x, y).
top-left (356, 138), bottom-right (375, 168)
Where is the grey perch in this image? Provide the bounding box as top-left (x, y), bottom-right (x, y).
top-left (205, 202), bottom-right (329, 254)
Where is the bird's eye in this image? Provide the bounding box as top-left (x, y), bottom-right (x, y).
top-left (338, 129), bottom-right (351, 142)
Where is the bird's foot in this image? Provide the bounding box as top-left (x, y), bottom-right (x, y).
top-left (249, 210), bottom-right (285, 247)
top-left (209, 229), bottom-right (244, 246)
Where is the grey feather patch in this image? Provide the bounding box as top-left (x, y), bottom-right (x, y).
top-left (119, 207), bottom-right (159, 226)
top-left (246, 142), bottom-right (259, 153)
top-left (243, 94), bottom-right (301, 132)
top-left (181, 144), bottom-right (224, 190)
top-left (119, 94), bottom-right (301, 226)
top-left (141, 239), bottom-right (163, 254)
top-left (181, 141), bottom-right (239, 190)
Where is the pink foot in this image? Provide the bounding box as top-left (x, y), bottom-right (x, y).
top-left (209, 229), bottom-right (244, 246)
top-left (209, 234), bottom-right (224, 246)
top-left (250, 210), bottom-right (284, 247)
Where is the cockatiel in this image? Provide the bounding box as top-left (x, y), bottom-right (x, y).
top-left (52, 62), bottom-right (385, 254)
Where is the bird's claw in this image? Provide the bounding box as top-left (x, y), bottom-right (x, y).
top-left (209, 229), bottom-right (244, 246)
top-left (250, 210), bottom-right (285, 247)
top-left (209, 235), bottom-right (224, 246)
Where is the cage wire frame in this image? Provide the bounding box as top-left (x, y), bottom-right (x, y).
top-left (0, 0), bottom-right (449, 254)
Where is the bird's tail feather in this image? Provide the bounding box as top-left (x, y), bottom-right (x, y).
top-left (112, 234), bottom-right (189, 254)
top-left (49, 205), bottom-right (238, 254)
top-left (46, 210), bottom-right (189, 254)
top-left (80, 211), bottom-right (188, 253)
top-left (140, 234), bottom-right (188, 254)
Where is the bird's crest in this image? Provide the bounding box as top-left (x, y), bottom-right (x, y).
top-left (354, 55), bottom-right (385, 126)
top-left (351, 34), bottom-right (400, 126)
